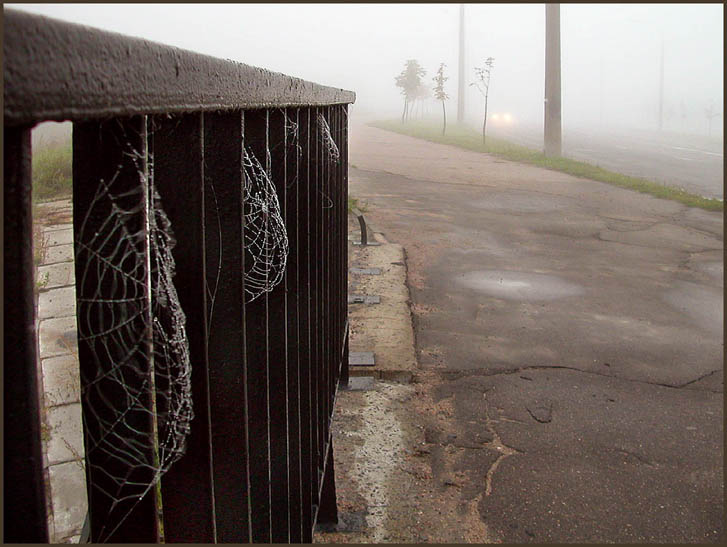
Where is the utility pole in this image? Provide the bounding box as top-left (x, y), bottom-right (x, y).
top-left (457, 3), bottom-right (466, 124)
top-left (544, 3), bottom-right (562, 157)
top-left (658, 39), bottom-right (664, 131)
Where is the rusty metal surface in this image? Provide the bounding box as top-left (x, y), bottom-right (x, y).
top-left (3, 9), bottom-right (356, 126)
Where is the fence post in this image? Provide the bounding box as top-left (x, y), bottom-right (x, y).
top-left (3, 125), bottom-right (50, 543)
top-left (149, 113), bottom-right (216, 542)
top-left (202, 110), bottom-right (252, 542)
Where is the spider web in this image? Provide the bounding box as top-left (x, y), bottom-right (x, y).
top-left (317, 112), bottom-right (340, 164)
top-left (75, 139), bottom-right (192, 542)
top-left (243, 145), bottom-right (289, 302)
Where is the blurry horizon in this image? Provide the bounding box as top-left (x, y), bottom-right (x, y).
top-left (7, 3), bottom-right (724, 139)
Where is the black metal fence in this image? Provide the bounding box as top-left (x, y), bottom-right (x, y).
top-left (4, 10), bottom-right (354, 543)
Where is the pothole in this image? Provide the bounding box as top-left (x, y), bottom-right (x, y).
top-left (456, 270), bottom-right (584, 301)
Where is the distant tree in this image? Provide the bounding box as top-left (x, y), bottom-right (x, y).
top-left (679, 99), bottom-right (687, 131)
top-left (704, 101), bottom-right (721, 137)
top-left (395, 59), bottom-right (426, 123)
top-left (471, 57), bottom-right (495, 145)
top-left (414, 83), bottom-right (432, 120)
top-left (432, 63), bottom-right (449, 135)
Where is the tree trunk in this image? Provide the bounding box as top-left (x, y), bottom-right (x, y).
top-left (483, 96), bottom-right (489, 146)
top-left (442, 101), bottom-right (447, 135)
top-left (402, 99), bottom-right (407, 124)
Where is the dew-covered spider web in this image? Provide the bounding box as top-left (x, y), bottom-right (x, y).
top-left (75, 135), bottom-right (192, 542)
top-left (317, 111), bottom-right (340, 164)
top-left (243, 145), bottom-right (289, 302)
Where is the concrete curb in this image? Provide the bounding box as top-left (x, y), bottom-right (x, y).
top-left (347, 215), bottom-right (418, 383)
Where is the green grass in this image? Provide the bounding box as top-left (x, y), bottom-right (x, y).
top-left (370, 119), bottom-right (723, 212)
top-left (32, 140), bottom-right (73, 202)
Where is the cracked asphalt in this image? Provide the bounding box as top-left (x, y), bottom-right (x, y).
top-left (348, 120), bottom-right (724, 542)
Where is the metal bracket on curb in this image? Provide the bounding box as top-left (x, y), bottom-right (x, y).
top-left (348, 294), bottom-right (381, 305)
top-left (349, 267), bottom-right (381, 275)
top-left (351, 207), bottom-right (380, 246)
top-left (349, 351), bottom-right (375, 366)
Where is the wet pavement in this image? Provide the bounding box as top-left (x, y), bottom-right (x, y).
top-left (347, 121), bottom-right (723, 542)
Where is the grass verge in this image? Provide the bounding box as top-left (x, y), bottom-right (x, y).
top-left (370, 119), bottom-right (723, 212)
top-left (32, 139), bottom-right (73, 202)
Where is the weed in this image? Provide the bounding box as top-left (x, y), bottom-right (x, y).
top-left (36, 271), bottom-right (50, 291)
top-left (348, 196), bottom-right (368, 213)
top-left (370, 119), bottom-right (723, 212)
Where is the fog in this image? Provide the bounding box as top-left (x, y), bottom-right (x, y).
top-left (9, 3), bottom-right (723, 137)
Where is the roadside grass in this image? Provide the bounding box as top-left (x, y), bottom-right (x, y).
top-left (370, 119), bottom-right (723, 212)
top-left (32, 139), bottom-right (73, 202)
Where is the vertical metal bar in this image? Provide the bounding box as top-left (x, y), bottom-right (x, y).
top-left (340, 106), bottom-right (350, 388)
top-left (333, 106), bottom-right (343, 387)
top-left (243, 108), bottom-right (273, 543)
top-left (202, 110), bottom-right (250, 542)
top-left (316, 107), bottom-right (325, 478)
top-left (3, 125), bottom-right (50, 543)
top-left (328, 106), bottom-right (339, 402)
top-left (334, 105), bottom-right (342, 391)
top-left (73, 117), bottom-right (159, 542)
top-left (267, 108), bottom-right (290, 542)
top-left (310, 106), bottom-right (322, 510)
top-left (297, 108), bottom-right (314, 540)
top-left (319, 106), bottom-right (331, 458)
top-left (285, 108), bottom-right (303, 542)
top-left (149, 113), bottom-right (216, 542)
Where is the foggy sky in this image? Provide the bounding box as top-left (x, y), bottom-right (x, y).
top-left (8, 3), bottom-right (724, 136)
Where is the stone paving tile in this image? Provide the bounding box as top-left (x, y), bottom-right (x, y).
top-left (48, 461), bottom-right (87, 541)
top-left (37, 262), bottom-right (75, 290)
top-left (38, 286), bottom-right (76, 320)
top-left (44, 243), bottom-right (74, 264)
top-left (46, 403), bottom-right (84, 465)
top-left (45, 223), bottom-right (73, 232)
top-left (44, 228), bottom-right (73, 247)
top-left (42, 355), bottom-right (81, 407)
top-left (39, 316), bottom-right (78, 358)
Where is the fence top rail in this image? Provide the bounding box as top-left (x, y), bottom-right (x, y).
top-left (3, 9), bottom-right (356, 127)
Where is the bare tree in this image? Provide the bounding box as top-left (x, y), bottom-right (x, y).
top-left (433, 63), bottom-right (449, 135)
top-left (395, 59), bottom-right (426, 123)
top-left (471, 57), bottom-right (495, 145)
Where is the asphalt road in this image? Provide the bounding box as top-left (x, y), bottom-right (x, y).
top-left (487, 123), bottom-right (724, 200)
top-left (349, 121), bottom-right (724, 543)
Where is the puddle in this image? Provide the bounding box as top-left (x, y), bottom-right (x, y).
top-left (456, 270), bottom-right (584, 301)
top-left (476, 192), bottom-right (567, 213)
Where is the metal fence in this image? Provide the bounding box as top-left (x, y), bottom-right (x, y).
top-left (4, 9), bottom-right (354, 542)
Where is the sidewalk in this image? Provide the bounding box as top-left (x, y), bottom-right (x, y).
top-left (33, 198), bottom-right (87, 544)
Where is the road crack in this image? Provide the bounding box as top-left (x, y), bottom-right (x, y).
top-left (441, 365), bottom-right (723, 393)
top-left (482, 392), bottom-right (521, 497)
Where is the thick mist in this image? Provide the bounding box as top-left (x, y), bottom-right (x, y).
top-left (9, 3), bottom-right (723, 137)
